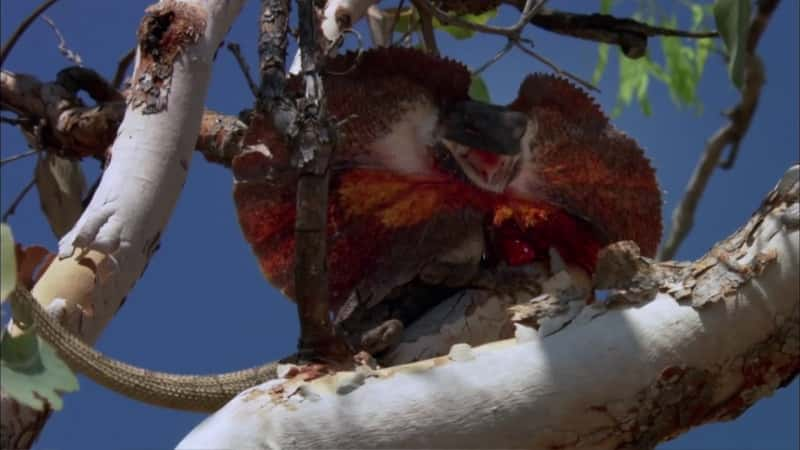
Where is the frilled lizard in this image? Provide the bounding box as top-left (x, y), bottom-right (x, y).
top-left (13, 47), bottom-right (661, 412)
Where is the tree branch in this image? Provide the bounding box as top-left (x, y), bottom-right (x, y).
top-left (111, 47), bottom-right (136, 89)
top-left (0, 0), bottom-right (60, 66)
top-left (504, 1), bottom-right (718, 59)
top-left (418, 8), bottom-right (439, 55)
top-left (292, 0), bottom-right (346, 357)
top-left (1, 69), bottom-right (247, 165)
top-left (658, 0), bottom-right (780, 261)
top-left (1, 1), bottom-right (247, 447)
top-left (178, 164), bottom-right (800, 449)
top-left (226, 42), bottom-right (258, 98)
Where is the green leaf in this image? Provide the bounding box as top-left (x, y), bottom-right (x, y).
top-left (432, 8), bottom-right (497, 40)
top-left (690, 3), bottom-right (705, 30)
top-left (657, 15), bottom-right (712, 112)
top-left (713, 0), bottom-right (751, 89)
top-left (592, 43), bottom-right (610, 85)
top-left (662, 34), bottom-right (697, 106)
top-left (1, 223), bottom-right (15, 303)
top-left (613, 51), bottom-right (651, 117)
top-left (695, 37), bottom-right (713, 78)
top-left (468, 75), bottom-right (491, 103)
top-left (1, 330), bottom-right (79, 410)
top-left (600, 0), bottom-right (614, 14)
top-left (636, 68), bottom-right (651, 116)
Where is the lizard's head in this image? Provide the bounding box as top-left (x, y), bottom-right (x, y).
top-left (436, 100), bottom-right (535, 193)
top-left (317, 49), bottom-right (532, 195)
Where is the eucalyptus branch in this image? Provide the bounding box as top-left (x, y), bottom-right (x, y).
top-left (2, 69), bottom-right (246, 165)
top-left (658, 0), bottom-right (780, 261)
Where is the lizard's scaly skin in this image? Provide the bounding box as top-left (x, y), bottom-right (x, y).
top-left (12, 287), bottom-right (279, 412)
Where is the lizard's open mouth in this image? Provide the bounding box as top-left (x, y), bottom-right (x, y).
top-left (440, 140), bottom-right (521, 193)
top-left (438, 100), bottom-right (532, 193)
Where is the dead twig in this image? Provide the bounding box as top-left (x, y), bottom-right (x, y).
top-left (0, 0), bottom-right (60, 66)
top-left (325, 29), bottom-right (365, 76)
top-left (293, 0), bottom-right (346, 358)
top-left (658, 0), bottom-right (780, 261)
top-left (41, 15), bottom-right (83, 66)
top-left (513, 40), bottom-right (598, 91)
top-left (0, 116), bottom-right (31, 127)
top-left (414, 0), bottom-right (598, 90)
top-left (472, 40), bottom-right (513, 76)
top-left (227, 42), bottom-right (259, 98)
top-left (2, 177), bottom-right (36, 222)
top-left (112, 47), bottom-right (136, 89)
top-left (392, 14), bottom-right (421, 47)
top-left (0, 149), bottom-right (38, 166)
top-left (414, 0), bottom-right (544, 39)
top-left (418, 8), bottom-right (439, 55)
top-left (386, 0), bottom-right (407, 47)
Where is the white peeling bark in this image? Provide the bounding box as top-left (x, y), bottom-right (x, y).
top-left (1, 1), bottom-right (245, 449)
top-left (178, 165), bottom-right (799, 450)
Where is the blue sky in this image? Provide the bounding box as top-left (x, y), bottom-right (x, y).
top-left (1, 1), bottom-right (797, 449)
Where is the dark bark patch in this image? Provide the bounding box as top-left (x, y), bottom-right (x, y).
top-left (130, 0), bottom-right (207, 114)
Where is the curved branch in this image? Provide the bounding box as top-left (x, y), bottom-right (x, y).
top-left (658, 0), bottom-right (780, 261)
top-left (178, 165), bottom-right (799, 449)
top-left (0, 0), bottom-right (60, 66)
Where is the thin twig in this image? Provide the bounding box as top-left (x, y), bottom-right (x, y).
top-left (112, 47), bottom-right (136, 89)
top-left (2, 177), bottom-right (36, 222)
top-left (0, 149), bottom-right (38, 166)
top-left (0, 0), bottom-right (60, 66)
top-left (658, 0), bottom-right (780, 261)
top-left (418, 9), bottom-right (439, 55)
top-left (413, 0), bottom-right (599, 90)
top-left (227, 42), bottom-right (259, 98)
top-left (472, 40), bottom-right (513, 76)
top-left (0, 116), bottom-right (31, 126)
top-left (325, 29), bottom-right (365, 76)
top-left (513, 40), bottom-right (599, 92)
top-left (386, 0), bottom-right (407, 47)
top-left (41, 15), bottom-right (83, 66)
top-left (503, 0), bottom-right (717, 58)
top-left (392, 14), bottom-right (421, 47)
top-left (413, 0), bottom-right (544, 39)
